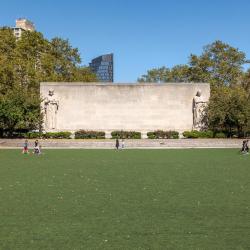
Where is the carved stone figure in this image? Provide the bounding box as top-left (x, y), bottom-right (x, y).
top-left (193, 90), bottom-right (207, 129)
top-left (44, 89), bottom-right (59, 130)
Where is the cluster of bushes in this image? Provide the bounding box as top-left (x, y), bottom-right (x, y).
top-left (213, 132), bottom-right (227, 138)
top-left (75, 130), bottom-right (105, 139)
top-left (2, 129), bottom-right (248, 140)
top-left (0, 131), bottom-right (72, 139)
top-left (147, 130), bottom-right (179, 139)
top-left (182, 130), bottom-right (213, 138)
top-left (182, 130), bottom-right (226, 138)
top-left (27, 130), bottom-right (106, 139)
top-left (26, 131), bottom-right (72, 139)
top-left (111, 131), bottom-right (141, 139)
top-left (26, 132), bottom-right (42, 139)
top-left (43, 132), bottom-right (72, 139)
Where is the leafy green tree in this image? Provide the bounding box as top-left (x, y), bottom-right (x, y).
top-left (241, 69), bottom-right (250, 94)
top-left (138, 67), bottom-right (171, 82)
top-left (189, 40), bottom-right (246, 86)
top-left (169, 65), bottom-right (191, 82)
top-left (138, 40), bottom-right (250, 136)
top-left (72, 67), bottom-right (97, 82)
top-left (138, 41), bottom-right (246, 86)
top-left (0, 27), bottom-right (96, 136)
top-left (0, 28), bottom-right (16, 94)
top-left (48, 37), bottom-right (80, 81)
top-left (14, 31), bottom-right (49, 91)
top-left (207, 86), bottom-right (249, 136)
top-left (138, 65), bottom-right (190, 83)
top-left (0, 87), bottom-right (41, 136)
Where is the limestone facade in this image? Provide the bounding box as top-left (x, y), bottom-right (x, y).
top-left (40, 82), bottom-right (210, 137)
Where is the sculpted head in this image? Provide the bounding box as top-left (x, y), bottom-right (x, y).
top-left (196, 90), bottom-right (202, 97)
top-left (48, 89), bottom-right (54, 96)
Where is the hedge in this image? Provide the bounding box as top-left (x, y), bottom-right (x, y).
top-left (111, 131), bottom-right (141, 139)
top-left (3, 131), bottom-right (72, 139)
top-left (43, 132), bottom-right (72, 139)
top-left (147, 130), bottom-right (179, 139)
top-left (182, 130), bottom-right (214, 138)
top-left (26, 132), bottom-right (42, 139)
top-left (75, 130), bottom-right (105, 139)
top-left (214, 132), bottom-right (226, 138)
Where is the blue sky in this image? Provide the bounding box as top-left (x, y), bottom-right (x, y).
top-left (1, 0), bottom-right (250, 82)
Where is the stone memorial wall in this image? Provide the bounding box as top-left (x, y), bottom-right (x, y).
top-left (40, 82), bottom-right (210, 137)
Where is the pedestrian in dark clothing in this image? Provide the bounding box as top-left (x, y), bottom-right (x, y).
top-left (34, 140), bottom-right (41, 155)
top-left (115, 138), bottom-right (119, 150)
top-left (241, 140), bottom-right (249, 154)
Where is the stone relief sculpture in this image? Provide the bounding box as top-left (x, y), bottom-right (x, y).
top-left (193, 90), bottom-right (207, 130)
top-left (44, 89), bottom-right (59, 130)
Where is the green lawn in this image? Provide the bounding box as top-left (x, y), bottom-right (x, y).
top-left (0, 149), bottom-right (249, 250)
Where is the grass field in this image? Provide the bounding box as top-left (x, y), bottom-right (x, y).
top-left (0, 149), bottom-right (249, 250)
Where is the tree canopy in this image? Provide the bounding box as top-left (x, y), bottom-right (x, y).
top-left (138, 40), bottom-right (250, 136)
top-left (189, 41), bottom-right (246, 86)
top-left (138, 65), bottom-right (190, 83)
top-left (138, 40), bottom-right (247, 86)
top-left (0, 28), bottom-right (96, 135)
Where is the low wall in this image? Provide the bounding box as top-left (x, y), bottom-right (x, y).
top-left (0, 139), bottom-right (242, 149)
top-left (40, 82), bottom-right (210, 136)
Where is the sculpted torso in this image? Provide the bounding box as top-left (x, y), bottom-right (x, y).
top-left (193, 90), bottom-right (207, 129)
top-left (44, 90), bottom-right (59, 130)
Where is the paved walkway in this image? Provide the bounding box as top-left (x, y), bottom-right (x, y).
top-left (0, 139), bottom-right (243, 149)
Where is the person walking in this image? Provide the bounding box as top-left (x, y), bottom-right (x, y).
top-left (22, 139), bottom-right (29, 154)
top-left (241, 139), bottom-right (249, 154)
top-left (121, 139), bottom-right (125, 149)
top-left (115, 138), bottom-right (119, 150)
top-left (34, 140), bottom-right (41, 155)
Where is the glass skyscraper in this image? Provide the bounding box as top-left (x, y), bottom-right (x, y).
top-left (89, 53), bottom-right (113, 82)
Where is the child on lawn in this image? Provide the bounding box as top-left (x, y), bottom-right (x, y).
top-left (22, 140), bottom-right (29, 154)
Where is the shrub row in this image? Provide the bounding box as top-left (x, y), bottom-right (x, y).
top-left (182, 130), bottom-right (226, 138)
top-left (214, 132), bottom-right (227, 138)
top-left (26, 132), bottom-right (42, 139)
top-left (182, 130), bottom-right (213, 138)
top-left (1, 130), bottom-right (237, 139)
top-left (75, 130), bottom-right (105, 139)
top-left (111, 131), bottom-right (141, 139)
top-left (147, 130), bottom-right (179, 139)
top-left (43, 132), bottom-right (72, 139)
top-left (26, 131), bottom-right (72, 139)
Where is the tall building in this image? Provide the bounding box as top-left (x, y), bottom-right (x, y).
top-left (89, 53), bottom-right (114, 82)
top-left (12, 18), bottom-right (35, 39)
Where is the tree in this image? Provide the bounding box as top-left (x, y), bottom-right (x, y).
top-left (0, 28), bottom-right (16, 94)
top-left (138, 41), bottom-right (246, 86)
top-left (241, 69), bottom-right (250, 94)
top-left (14, 31), bottom-right (49, 91)
top-left (138, 65), bottom-right (190, 83)
top-left (0, 87), bottom-right (41, 136)
top-left (72, 67), bottom-right (96, 82)
top-left (138, 40), bottom-right (250, 136)
top-left (138, 67), bottom-right (171, 83)
top-left (48, 37), bottom-right (80, 81)
top-left (169, 65), bottom-right (190, 83)
top-left (207, 86), bottom-right (249, 136)
top-left (0, 28), bottom-right (96, 136)
top-left (189, 40), bottom-right (246, 86)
